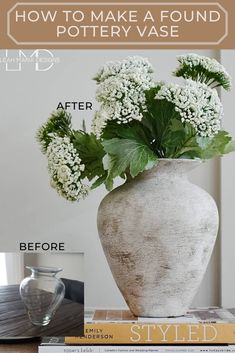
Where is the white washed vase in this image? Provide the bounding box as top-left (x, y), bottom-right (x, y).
top-left (97, 159), bottom-right (219, 317)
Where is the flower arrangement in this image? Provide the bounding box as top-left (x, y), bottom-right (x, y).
top-left (37, 54), bottom-right (235, 201)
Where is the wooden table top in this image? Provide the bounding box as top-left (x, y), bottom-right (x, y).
top-left (0, 284), bottom-right (84, 338)
top-left (0, 342), bottom-right (39, 353)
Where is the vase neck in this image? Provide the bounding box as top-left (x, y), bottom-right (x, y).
top-left (27, 266), bottom-right (62, 278)
top-left (31, 270), bottom-right (56, 278)
top-left (133, 159), bottom-right (202, 182)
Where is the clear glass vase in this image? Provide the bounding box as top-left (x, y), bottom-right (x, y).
top-left (20, 266), bottom-right (65, 326)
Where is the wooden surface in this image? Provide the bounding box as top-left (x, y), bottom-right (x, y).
top-left (0, 342), bottom-right (39, 353)
top-left (0, 285), bottom-right (84, 338)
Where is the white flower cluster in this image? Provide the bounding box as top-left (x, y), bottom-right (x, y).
top-left (94, 56), bottom-right (154, 83)
top-left (155, 80), bottom-right (223, 137)
top-left (92, 56), bottom-right (155, 137)
top-left (175, 53), bottom-right (232, 89)
top-left (46, 136), bottom-right (89, 201)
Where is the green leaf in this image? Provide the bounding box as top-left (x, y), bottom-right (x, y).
top-left (143, 90), bottom-right (184, 157)
top-left (174, 130), bottom-right (235, 159)
top-left (91, 175), bottom-right (107, 189)
top-left (196, 136), bottom-right (212, 150)
top-left (163, 120), bottom-right (198, 158)
top-left (72, 131), bottom-right (107, 181)
top-left (198, 131), bottom-right (232, 159)
top-left (101, 120), bottom-right (153, 150)
top-left (170, 118), bottom-right (185, 132)
top-left (102, 138), bottom-right (158, 181)
top-left (224, 140), bottom-right (235, 154)
top-left (102, 154), bottom-right (115, 191)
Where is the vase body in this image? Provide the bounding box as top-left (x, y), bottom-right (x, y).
top-left (97, 159), bottom-right (219, 317)
top-left (20, 266), bottom-right (65, 326)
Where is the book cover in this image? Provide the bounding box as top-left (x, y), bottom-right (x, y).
top-left (63, 309), bottom-right (235, 345)
top-left (38, 345), bottom-right (235, 353)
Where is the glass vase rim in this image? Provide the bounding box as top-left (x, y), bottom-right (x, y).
top-left (26, 266), bottom-right (63, 274)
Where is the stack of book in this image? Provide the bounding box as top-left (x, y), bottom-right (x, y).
top-left (39, 307), bottom-right (235, 352)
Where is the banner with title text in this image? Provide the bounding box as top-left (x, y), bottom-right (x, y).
top-left (0, 0), bottom-right (235, 49)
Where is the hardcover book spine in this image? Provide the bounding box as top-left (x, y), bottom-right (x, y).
top-left (64, 323), bottom-right (235, 344)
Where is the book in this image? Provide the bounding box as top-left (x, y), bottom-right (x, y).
top-left (63, 308), bottom-right (235, 345)
top-left (38, 344), bottom-right (235, 353)
top-left (38, 308), bottom-right (235, 348)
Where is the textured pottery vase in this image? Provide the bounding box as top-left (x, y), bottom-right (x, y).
top-left (20, 266), bottom-right (65, 326)
top-left (97, 159), bottom-right (219, 317)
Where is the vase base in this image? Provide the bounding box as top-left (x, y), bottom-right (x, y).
top-left (135, 314), bottom-right (186, 318)
top-left (29, 314), bottom-right (51, 327)
top-left (130, 307), bottom-right (188, 318)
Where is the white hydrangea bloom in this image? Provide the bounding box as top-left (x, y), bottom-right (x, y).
top-left (175, 53), bottom-right (232, 90)
top-left (155, 80), bottom-right (223, 137)
top-left (46, 136), bottom-right (89, 201)
top-left (92, 57), bottom-right (155, 137)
